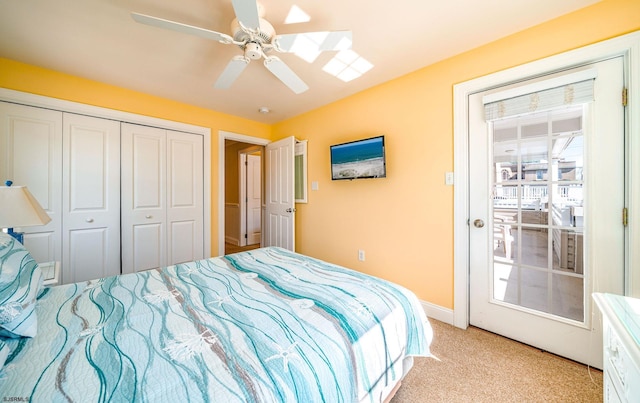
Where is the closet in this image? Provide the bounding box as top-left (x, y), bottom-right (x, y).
top-left (0, 98), bottom-right (207, 284)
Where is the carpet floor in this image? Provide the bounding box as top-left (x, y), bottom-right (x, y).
top-left (391, 319), bottom-right (602, 402)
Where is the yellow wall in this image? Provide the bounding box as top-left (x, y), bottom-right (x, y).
top-left (273, 0), bottom-right (640, 307)
top-left (225, 142), bottom-right (244, 205)
top-left (0, 58), bottom-right (272, 255)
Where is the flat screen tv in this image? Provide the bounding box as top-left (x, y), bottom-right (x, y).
top-left (330, 135), bottom-right (386, 180)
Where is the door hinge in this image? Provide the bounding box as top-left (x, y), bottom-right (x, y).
top-left (623, 207), bottom-right (628, 227)
top-left (622, 88), bottom-right (628, 107)
top-left (244, 233), bottom-right (248, 239)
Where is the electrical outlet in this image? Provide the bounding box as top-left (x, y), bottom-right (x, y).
top-left (358, 250), bottom-right (365, 261)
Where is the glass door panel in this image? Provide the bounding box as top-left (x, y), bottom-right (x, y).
top-left (491, 106), bottom-right (585, 322)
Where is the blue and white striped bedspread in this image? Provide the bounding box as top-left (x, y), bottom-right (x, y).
top-left (0, 247), bottom-right (432, 402)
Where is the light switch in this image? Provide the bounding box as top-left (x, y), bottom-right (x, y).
top-left (311, 181), bottom-right (319, 191)
top-left (445, 172), bottom-right (454, 186)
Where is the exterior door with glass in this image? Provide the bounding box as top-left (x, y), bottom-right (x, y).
top-left (469, 57), bottom-right (625, 368)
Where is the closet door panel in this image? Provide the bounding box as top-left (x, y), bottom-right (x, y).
top-left (68, 228), bottom-right (109, 282)
top-left (121, 123), bottom-right (166, 273)
top-left (62, 113), bottom-right (120, 283)
top-left (0, 102), bottom-right (62, 264)
top-left (167, 130), bottom-right (203, 265)
top-left (133, 224), bottom-right (163, 271)
top-left (170, 221), bottom-right (196, 264)
top-left (134, 136), bottom-right (163, 208)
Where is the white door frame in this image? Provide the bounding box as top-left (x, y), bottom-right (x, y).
top-left (453, 31), bottom-right (640, 329)
top-left (218, 131), bottom-right (269, 256)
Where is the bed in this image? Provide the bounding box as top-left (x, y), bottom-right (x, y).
top-left (0, 232), bottom-right (432, 402)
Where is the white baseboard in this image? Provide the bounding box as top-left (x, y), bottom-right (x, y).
top-left (420, 300), bottom-right (454, 325)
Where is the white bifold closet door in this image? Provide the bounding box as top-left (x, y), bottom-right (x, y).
top-left (62, 113), bottom-right (121, 283)
top-left (121, 123), bottom-right (204, 273)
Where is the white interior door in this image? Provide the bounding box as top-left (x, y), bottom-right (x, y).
top-left (0, 102), bottom-right (61, 264)
top-left (469, 58), bottom-right (625, 368)
top-left (62, 113), bottom-right (120, 283)
top-left (265, 136), bottom-right (295, 250)
top-left (246, 153), bottom-right (262, 245)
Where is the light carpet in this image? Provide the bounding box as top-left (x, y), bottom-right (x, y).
top-left (392, 319), bottom-right (602, 402)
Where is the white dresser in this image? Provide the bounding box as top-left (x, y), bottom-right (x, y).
top-left (593, 293), bottom-right (640, 402)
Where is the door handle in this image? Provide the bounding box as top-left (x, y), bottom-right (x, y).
top-left (473, 219), bottom-right (485, 228)
top-left (285, 208), bottom-right (296, 213)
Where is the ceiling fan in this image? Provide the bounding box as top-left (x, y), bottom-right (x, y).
top-left (131, 0), bottom-right (352, 94)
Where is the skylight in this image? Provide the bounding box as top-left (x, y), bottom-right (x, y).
top-left (285, 32), bottom-right (328, 63)
top-left (285, 5), bottom-right (310, 24)
top-left (322, 50), bottom-right (373, 82)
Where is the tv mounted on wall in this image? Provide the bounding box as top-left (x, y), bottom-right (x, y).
top-left (330, 135), bottom-right (386, 180)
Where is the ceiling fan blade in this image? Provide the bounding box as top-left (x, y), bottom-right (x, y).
top-left (263, 56), bottom-right (309, 94)
top-left (214, 56), bottom-right (250, 89)
top-left (231, 0), bottom-right (261, 30)
top-left (131, 12), bottom-right (233, 43)
top-left (275, 30), bottom-right (352, 53)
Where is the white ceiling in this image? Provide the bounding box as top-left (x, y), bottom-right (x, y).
top-left (0, 0), bottom-right (599, 124)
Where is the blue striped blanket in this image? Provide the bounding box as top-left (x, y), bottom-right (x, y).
top-left (0, 247), bottom-right (431, 402)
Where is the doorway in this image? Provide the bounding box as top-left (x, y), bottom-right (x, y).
top-left (223, 140), bottom-right (263, 255)
top-left (219, 131), bottom-right (269, 256)
top-left (218, 132), bottom-right (298, 256)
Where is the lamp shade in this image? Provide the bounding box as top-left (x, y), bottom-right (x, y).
top-left (0, 186), bottom-right (51, 228)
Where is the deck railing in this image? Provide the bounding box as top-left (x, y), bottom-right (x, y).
top-left (494, 184), bottom-right (582, 209)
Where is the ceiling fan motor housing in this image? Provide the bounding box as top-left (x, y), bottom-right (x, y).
top-left (231, 17), bottom-right (275, 45)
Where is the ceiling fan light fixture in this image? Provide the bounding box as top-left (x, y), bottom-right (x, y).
top-left (245, 42), bottom-right (263, 60)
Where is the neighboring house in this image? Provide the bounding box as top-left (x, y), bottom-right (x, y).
top-left (0, 0), bottom-right (638, 317)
